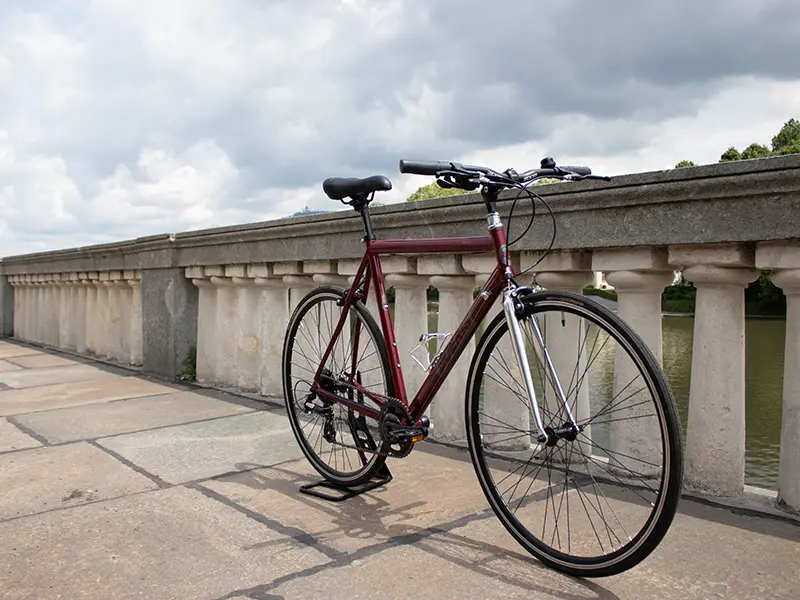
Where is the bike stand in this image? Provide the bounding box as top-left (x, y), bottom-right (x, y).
top-left (299, 464), bottom-right (393, 502)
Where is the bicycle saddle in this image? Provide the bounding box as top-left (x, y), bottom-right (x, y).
top-left (322, 175), bottom-right (392, 201)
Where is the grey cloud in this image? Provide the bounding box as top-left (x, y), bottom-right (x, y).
top-left (1, 0), bottom-right (799, 255)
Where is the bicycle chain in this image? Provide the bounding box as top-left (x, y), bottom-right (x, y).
top-left (315, 376), bottom-right (416, 459)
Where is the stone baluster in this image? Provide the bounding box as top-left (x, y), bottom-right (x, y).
top-left (30, 278), bottom-right (40, 342)
top-left (594, 248), bottom-right (675, 476)
top-left (756, 243), bottom-right (800, 511)
top-left (187, 266), bottom-right (218, 384)
top-left (63, 274), bottom-right (78, 350)
top-left (103, 271), bottom-right (124, 362)
top-left (464, 253), bottom-right (531, 450)
top-left (1, 273), bottom-right (15, 339)
top-left (250, 264), bottom-right (288, 398)
top-left (3, 275), bottom-right (15, 339)
top-left (41, 277), bottom-right (52, 344)
top-left (84, 273), bottom-right (99, 354)
top-left (24, 278), bottom-right (33, 341)
top-left (420, 254), bottom-right (474, 442)
top-left (75, 273), bottom-right (88, 354)
top-left (276, 262), bottom-right (314, 313)
top-left (20, 279), bottom-right (29, 340)
top-left (115, 276), bottom-right (133, 363)
top-left (228, 265), bottom-right (261, 392)
top-left (128, 274), bottom-right (143, 366)
top-left (208, 266), bottom-right (238, 387)
top-left (525, 251), bottom-right (595, 459)
top-left (10, 278), bottom-right (23, 339)
top-left (309, 261), bottom-right (357, 394)
top-left (385, 258), bottom-right (429, 403)
top-left (44, 276), bottom-right (58, 346)
top-left (671, 245), bottom-right (759, 496)
top-left (29, 278), bottom-right (39, 342)
top-left (55, 276), bottom-right (68, 348)
top-left (338, 257), bottom-right (402, 402)
top-left (93, 276), bottom-right (110, 358)
top-left (338, 258), bottom-right (385, 320)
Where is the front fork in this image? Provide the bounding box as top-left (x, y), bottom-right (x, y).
top-left (502, 286), bottom-right (580, 446)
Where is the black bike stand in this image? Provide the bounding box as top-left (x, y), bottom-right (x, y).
top-left (299, 464), bottom-right (393, 502)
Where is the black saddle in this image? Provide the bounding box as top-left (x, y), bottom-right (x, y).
top-left (323, 175), bottom-right (392, 201)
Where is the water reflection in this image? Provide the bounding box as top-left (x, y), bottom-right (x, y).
top-left (415, 306), bottom-right (785, 490)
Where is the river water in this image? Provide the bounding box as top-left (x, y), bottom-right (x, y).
top-left (662, 315), bottom-right (785, 491)
top-left (421, 307), bottom-right (785, 491)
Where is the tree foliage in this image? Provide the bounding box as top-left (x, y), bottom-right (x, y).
top-left (720, 147), bottom-right (742, 162)
top-left (669, 117), bottom-right (798, 314)
top-left (406, 181), bottom-right (464, 202)
top-left (771, 118), bottom-right (800, 153)
top-left (680, 116), bottom-right (800, 166)
top-left (720, 117), bottom-right (800, 163)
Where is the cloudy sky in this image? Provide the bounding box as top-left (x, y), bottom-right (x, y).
top-left (1, 0), bottom-right (799, 257)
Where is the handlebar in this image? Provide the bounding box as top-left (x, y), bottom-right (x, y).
top-left (398, 157), bottom-right (610, 190)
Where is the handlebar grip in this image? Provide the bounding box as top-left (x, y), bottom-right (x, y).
top-left (561, 165), bottom-right (592, 176)
top-left (399, 159), bottom-right (453, 176)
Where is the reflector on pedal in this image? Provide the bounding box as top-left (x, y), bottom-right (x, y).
top-left (411, 434), bottom-right (424, 443)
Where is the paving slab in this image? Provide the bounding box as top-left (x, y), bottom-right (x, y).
top-left (0, 485), bottom-right (330, 600)
top-left (98, 411), bottom-right (302, 485)
top-left (203, 448), bottom-right (492, 555)
top-left (7, 353), bottom-right (80, 369)
top-left (0, 359), bottom-right (22, 372)
top-left (0, 363), bottom-right (120, 389)
top-left (0, 376), bottom-right (176, 417)
top-left (0, 418), bottom-right (41, 452)
top-left (206, 446), bottom-right (800, 600)
top-left (0, 343), bottom-right (40, 360)
top-left (0, 442), bottom-right (158, 520)
top-left (14, 391), bottom-right (256, 444)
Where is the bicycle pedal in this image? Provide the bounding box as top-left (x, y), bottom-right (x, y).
top-left (393, 425), bottom-right (429, 443)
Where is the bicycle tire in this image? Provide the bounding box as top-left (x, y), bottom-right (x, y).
top-left (465, 290), bottom-right (684, 577)
top-left (282, 286), bottom-right (394, 487)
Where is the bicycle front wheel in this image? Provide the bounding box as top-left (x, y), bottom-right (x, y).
top-left (465, 291), bottom-right (683, 577)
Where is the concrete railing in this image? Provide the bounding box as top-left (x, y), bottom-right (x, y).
top-left (2, 154), bottom-right (800, 513)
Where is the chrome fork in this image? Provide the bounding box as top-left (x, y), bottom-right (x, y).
top-left (502, 286), bottom-right (579, 445)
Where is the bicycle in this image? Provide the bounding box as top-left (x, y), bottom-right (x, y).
top-left (281, 157), bottom-right (684, 578)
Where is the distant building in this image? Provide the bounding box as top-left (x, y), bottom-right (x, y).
top-left (292, 206), bottom-right (331, 217)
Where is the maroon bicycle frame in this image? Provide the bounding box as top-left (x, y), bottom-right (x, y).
top-left (312, 220), bottom-right (514, 424)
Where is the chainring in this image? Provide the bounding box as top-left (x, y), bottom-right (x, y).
top-left (379, 398), bottom-right (416, 458)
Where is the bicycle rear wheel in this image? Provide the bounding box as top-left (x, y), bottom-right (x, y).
top-left (282, 286), bottom-right (393, 487)
top-left (466, 291), bottom-right (683, 577)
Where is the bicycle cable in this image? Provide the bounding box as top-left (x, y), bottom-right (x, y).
top-left (503, 178), bottom-right (558, 281)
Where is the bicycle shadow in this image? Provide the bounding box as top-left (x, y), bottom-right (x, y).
top-left (210, 461), bottom-right (620, 600)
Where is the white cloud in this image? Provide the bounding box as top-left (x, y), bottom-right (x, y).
top-left (1, 1), bottom-right (798, 256)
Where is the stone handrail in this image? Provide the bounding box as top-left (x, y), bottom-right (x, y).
top-left (1, 154), bottom-right (799, 514)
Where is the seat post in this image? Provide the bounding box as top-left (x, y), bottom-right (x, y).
top-left (351, 193), bottom-right (376, 241)
top-left (358, 206), bottom-right (376, 241)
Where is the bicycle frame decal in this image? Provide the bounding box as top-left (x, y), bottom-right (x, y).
top-left (312, 231), bottom-right (512, 423)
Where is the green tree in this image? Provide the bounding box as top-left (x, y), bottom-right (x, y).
top-left (771, 118), bottom-right (800, 153)
top-left (720, 147), bottom-right (742, 162)
top-left (406, 181), bottom-right (464, 202)
top-left (775, 139), bottom-right (800, 156)
top-left (740, 143), bottom-right (771, 160)
top-left (675, 160), bottom-right (696, 168)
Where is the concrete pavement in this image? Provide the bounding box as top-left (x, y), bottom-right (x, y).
top-left (1, 339), bottom-right (798, 599)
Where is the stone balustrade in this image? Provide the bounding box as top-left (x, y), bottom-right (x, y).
top-left (1, 270), bottom-right (144, 366)
top-left (2, 154), bottom-right (800, 514)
